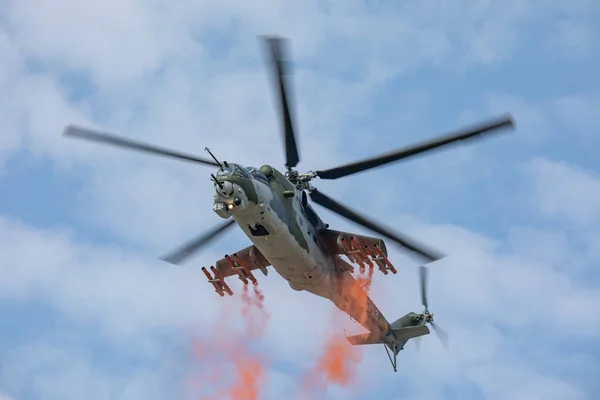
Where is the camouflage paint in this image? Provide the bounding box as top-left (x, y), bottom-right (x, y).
top-left (259, 165), bottom-right (310, 252)
top-left (390, 312), bottom-right (422, 329)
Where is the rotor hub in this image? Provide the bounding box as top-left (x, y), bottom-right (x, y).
top-left (423, 311), bottom-right (434, 324)
top-left (285, 168), bottom-right (317, 192)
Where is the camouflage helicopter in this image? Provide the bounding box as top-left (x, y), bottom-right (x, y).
top-left (62, 36), bottom-right (515, 371)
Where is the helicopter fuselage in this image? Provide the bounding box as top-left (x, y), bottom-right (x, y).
top-left (213, 163), bottom-right (335, 298)
top-left (212, 162), bottom-right (397, 346)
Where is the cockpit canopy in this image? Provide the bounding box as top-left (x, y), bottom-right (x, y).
top-left (216, 163), bottom-right (244, 178)
top-left (215, 164), bottom-right (233, 177)
top-left (216, 163), bottom-right (269, 185)
top-left (245, 166), bottom-right (270, 185)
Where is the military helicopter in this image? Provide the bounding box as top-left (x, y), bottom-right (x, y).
top-left (62, 36), bottom-right (515, 371)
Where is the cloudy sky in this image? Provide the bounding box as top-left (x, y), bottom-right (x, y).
top-left (1, 0), bottom-right (599, 399)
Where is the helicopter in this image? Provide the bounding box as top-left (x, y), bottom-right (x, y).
top-left (62, 36), bottom-right (515, 371)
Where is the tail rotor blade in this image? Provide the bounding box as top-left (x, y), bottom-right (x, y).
top-left (431, 322), bottom-right (449, 351)
top-left (414, 337), bottom-right (421, 350)
top-left (419, 265), bottom-right (429, 310)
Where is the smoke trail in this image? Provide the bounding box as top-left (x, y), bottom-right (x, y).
top-left (241, 283), bottom-right (269, 336)
top-left (357, 264), bottom-right (374, 294)
top-left (298, 265), bottom-right (373, 398)
top-left (187, 282), bottom-right (270, 400)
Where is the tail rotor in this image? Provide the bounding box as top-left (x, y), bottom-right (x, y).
top-left (417, 265), bottom-right (449, 350)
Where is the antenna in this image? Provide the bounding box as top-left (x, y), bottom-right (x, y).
top-left (211, 174), bottom-right (223, 189)
top-left (204, 147), bottom-right (222, 167)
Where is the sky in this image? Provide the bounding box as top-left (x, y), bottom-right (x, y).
top-left (1, 0), bottom-right (600, 399)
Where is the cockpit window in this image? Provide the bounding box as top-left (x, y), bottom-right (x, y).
top-left (232, 164), bottom-right (252, 179)
top-left (216, 164), bottom-right (252, 179)
top-left (216, 165), bottom-right (233, 177)
top-left (246, 166), bottom-right (270, 186)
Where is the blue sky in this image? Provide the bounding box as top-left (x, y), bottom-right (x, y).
top-left (1, 1), bottom-right (600, 399)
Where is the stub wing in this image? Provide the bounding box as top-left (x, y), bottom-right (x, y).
top-left (201, 244), bottom-right (271, 296)
top-left (319, 228), bottom-right (397, 275)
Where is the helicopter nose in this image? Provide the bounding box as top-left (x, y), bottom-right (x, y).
top-left (217, 180), bottom-right (234, 197)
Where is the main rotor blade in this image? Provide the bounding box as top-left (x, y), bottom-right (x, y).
top-left (315, 115), bottom-right (515, 180)
top-left (419, 265), bottom-right (429, 310)
top-left (431, 322), bottom-right (449, 351)
top-left (263, 36), bottom-right (300, 169)
top-left (160, 219), bottom-right (236, 265)
top-left (63, 125), bottom-right (220, 167)
top-left (309, 189), bottom-right (444, 263)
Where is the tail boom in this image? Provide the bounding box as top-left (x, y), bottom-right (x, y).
top-left (334, 271), bottom-right (431, 371)
top-left (334, 272), bottom-right (393, 340)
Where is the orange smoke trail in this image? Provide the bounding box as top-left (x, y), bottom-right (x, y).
top-left (316, 334), bottom-right (361, 385)
top-left (298, 330), bottom-right (363, 399)
top-left (357, 265), bottom-right (374, 294)
top-left (241, 283), bottom-right (269, 336)
top-left (187, 282), bottom-right (270, 400)
top-left (346, 265), bottom-right (375, 328)
top-left (221, 282), bottom-right (266, 400)
top-left (252, 285), bottom-right (266, 309)
top-left (298, 266), bottom-right (374, 398)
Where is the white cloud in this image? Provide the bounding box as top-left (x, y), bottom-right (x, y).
top-left (553, 95), bottom-right (600, 136)
top-left (1, 0), bottom-right (599, 399)
top-left (377, 214), bottom-right (600, 336)
top-left (0, 215), bottom-right (226, 336)
top-left (470, 91), bottom-right (600, 149)
top-left (552, 19), bottom-right (594, 54)
top-left (2, 209), bottom-right (599, 399)
top-left (3, 343), bottom-right (112, 400)
top-left (467, 363), bottom-right (588, 400)
top-left (529, 158), bottom-right (600, 228)
top-left (480, 94), bottom-right (552, 145)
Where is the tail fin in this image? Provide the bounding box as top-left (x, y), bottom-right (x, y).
top-left (392, 325), bottom-right (430, 340)
top-left (346, 325), bottom-right (430, 346)
top-left (346, 332), bottom-right (382, 346)
top-left (345, 314), bottom-right (431, 373)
